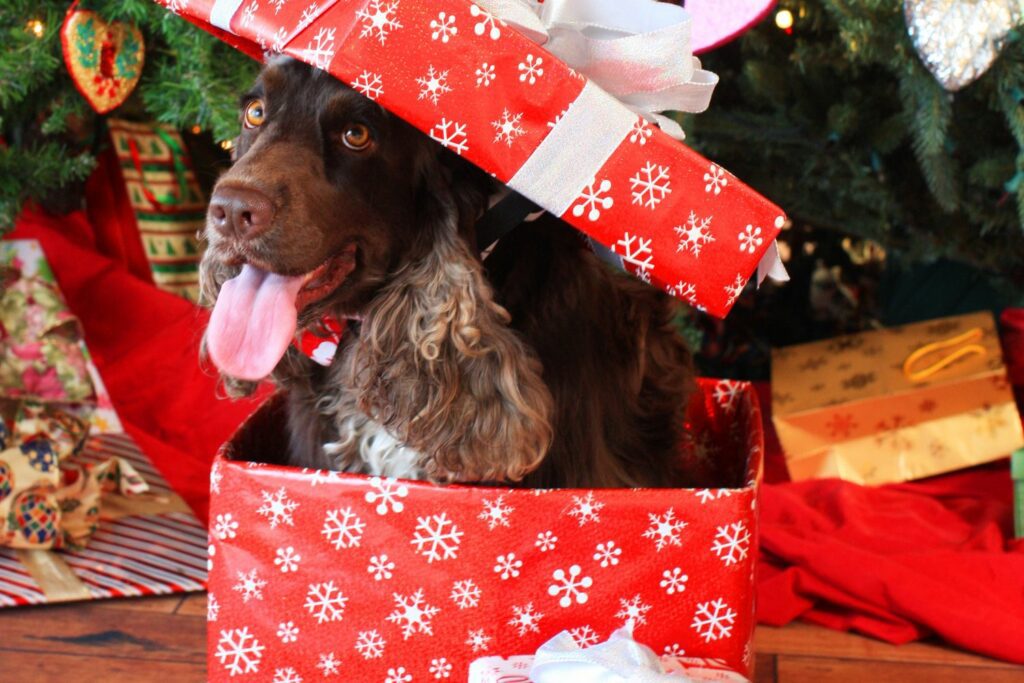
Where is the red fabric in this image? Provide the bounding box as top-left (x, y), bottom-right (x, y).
top-left (756, 385), bottom-right (1024, 664)
top-left (6, 206), bottom-right (1024, 663)
top-left (84, 137), bottom-right (155, 284)
top-left (9, 207), bottom-right (268, 521)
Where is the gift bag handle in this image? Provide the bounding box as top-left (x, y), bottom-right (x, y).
top-left (902, 327), bottom-right (987, 382)
top-left (126, 127), bottom-right (190, 212)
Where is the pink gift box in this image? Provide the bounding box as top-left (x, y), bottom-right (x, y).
top-left (207, 379), bottom-right (763, 681)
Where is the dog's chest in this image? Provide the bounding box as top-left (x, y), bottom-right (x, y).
top-left (282, 355), bottom-right (426, 479)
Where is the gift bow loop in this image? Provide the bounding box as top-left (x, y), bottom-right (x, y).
top-left (476, 0), bottom-right (719, 139)
top-left (530, 627), bottom-right (684, 683)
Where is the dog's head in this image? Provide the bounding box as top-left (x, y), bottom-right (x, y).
top-left (202, 56), bottom-right (487, 381)
top-left (201, 58), bottom-right (552, 482)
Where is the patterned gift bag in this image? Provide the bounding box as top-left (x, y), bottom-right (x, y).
top-left (107, 119), bottom-right (207, 301)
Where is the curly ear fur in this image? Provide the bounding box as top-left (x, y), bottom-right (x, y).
top-left (341, 194), bottom-right (554, 483)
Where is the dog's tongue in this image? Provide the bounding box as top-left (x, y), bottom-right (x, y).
top-left (207, 264), bottom-right (305, 381)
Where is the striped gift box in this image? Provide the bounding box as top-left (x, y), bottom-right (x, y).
top-left (0, 433), bottom-right (208, 607)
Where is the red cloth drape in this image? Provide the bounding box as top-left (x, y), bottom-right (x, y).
top-left (83, 139), bottom-right (155, 284)
top-left (7, 207), bottom-right (1024, 664)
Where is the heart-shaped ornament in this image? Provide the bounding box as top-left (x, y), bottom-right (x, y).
top-left (904, 0), bottom-right (1024, 91)
top-left (685, 0), bottom-right (778, 53)
top-left (61, 7), bottom-right (145, 114)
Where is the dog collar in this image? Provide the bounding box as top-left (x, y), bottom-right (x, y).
top-left (295, 316), bottom-right (346, 367)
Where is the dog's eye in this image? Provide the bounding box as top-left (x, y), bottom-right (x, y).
top-left (244, 100), bottom-right (266, 128)
top-left (341, 124), bottom-right (373, 150)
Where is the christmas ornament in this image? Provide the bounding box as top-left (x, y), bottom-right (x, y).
top-left (904, 0), bottom-right (1024, 91)
top-left (686, 0), bottom-right (778, 53)
top-left (61, 5), bottom-right (145, 114)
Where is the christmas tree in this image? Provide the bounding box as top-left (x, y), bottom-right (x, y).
top-left (0, 0), bottom-right (257, 227)
top-left (2, 0), bottom-right (1023, 287)
top-left (687, 0), bottom-right (1024, 281)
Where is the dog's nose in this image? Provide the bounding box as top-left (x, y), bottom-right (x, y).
top-left (209, 186), bottom-right (274, 239)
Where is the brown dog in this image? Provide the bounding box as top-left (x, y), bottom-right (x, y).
top-left (200, 57), bottom-right (697, 488)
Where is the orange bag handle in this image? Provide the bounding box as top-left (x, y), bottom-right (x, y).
top-left (902, 327), bottom-right (987, 382)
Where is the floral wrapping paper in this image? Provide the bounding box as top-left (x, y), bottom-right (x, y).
top-left (208, 379), bottom-right (763, 682)
top-left (771, 311), bottom-right (1024, 485)
top-left (1, 253), bottom-right (92, 404)
top-left (1, 240), bottom-right (122, 434)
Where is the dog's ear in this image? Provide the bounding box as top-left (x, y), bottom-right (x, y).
top-left (346, 154), bottom-right (553, 482)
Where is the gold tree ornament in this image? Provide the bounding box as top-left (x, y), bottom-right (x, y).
top-left (904, 0), bottom-right (1024, 91)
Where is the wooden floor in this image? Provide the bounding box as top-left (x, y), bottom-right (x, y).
top-left (0, 593), bottom-right (1020, 682)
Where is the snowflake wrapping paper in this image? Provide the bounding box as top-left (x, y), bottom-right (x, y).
top-left (156, 0), bottom-right (787, 317)
top-left (207, 379), bottom-right (763, 681)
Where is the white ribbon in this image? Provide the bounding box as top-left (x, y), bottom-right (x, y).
top-left (509, 80), bottom-right (637, 216)
top-left (530, 627), bottom-right (679, 682)
top-left (477, 0), bottom-right (719, 140)
top-left (209, 0), bottom-right (246, 32)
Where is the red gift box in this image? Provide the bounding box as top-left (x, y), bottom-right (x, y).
top-left (207, 379), bottom-right (763, 681)
top-left (156, 0), bottom-right (787, 317)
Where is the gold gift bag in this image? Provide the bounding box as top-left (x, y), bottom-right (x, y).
top-left (771, 311), bottom-right (1024, 485)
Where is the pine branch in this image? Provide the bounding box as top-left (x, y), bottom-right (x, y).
top-left (0, 0), bottom-right (256, 232)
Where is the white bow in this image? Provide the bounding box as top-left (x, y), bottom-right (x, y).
top-left (476, 0), bottom-right (718, 140)
top-left (530, 627), bottom-right (698, 682)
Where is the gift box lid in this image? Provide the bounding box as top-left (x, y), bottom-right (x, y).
top-left (155, 0), bottom-right (788, 317)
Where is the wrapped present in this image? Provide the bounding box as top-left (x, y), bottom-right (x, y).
top-left (1, 250), bottom-right (93, 405)
top-left (771, 311), bottom-right (1024, 485)
top-left (0, 240), bottom-right (208, 606)
top-left (0, 401), bottom-right (148, 550)
top-left (1, 240), bottom-right (122, 433)
top-left (0, 430), bottom-right (208, 606)
top-left (107, 119), bottom-right (207, 302)
top-left (155, 0), bottom-right (788, 316)
top-left (207, 379), bottom-right (763, 681)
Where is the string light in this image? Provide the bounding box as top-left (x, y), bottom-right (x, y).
top-left (219, 139), bottom-right (234, 150)
top-left (26, 19), bottom-right (45, 38)
top-left (191, 125), bottom-right (202, 134)
top-left (775, 9), bottom-right (794, 31)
